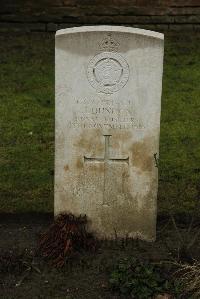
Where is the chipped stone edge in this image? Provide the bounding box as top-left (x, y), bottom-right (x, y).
top-left (56, 25), bottom-right (164, 40)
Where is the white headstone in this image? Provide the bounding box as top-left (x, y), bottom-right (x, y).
top-left (55, 26), bottom-right (164, 241)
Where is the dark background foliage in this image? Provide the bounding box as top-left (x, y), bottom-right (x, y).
top-left (0, 0), bottom-right (200, 33)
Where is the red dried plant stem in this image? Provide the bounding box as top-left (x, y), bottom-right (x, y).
top-left (37, 214), bottom-right (96, 267)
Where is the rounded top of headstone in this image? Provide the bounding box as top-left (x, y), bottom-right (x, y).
top-left (56, 25), bottom-right (164, 40)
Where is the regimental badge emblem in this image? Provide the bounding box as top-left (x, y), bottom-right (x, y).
top-left (87, 34), bottom-right (129, 94)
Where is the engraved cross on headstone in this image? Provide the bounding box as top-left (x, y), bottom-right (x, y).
top-left (84, 135), bottom-right (129, 205)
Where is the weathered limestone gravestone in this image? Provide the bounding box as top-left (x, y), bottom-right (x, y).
top-left (55, 26), bottom-right (164, 241)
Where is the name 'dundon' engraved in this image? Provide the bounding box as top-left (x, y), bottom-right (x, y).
top-left (68, 100), bottom-right (145, 130)
top-left (84, 134), bottom-right (129, 206)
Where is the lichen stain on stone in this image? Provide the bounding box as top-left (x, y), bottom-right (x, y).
top-left (100, 203), bottom-right (155, 240)
top-left (122, 170), bottom-right (129, 180)
top-left (111, 131), bottom-right (132, 149)
top-left (74, 135), bottom-right (92, 150)
top-left (63, 164), bottom-right (69, 171)
top-left (121, 170), bottom-right (129, 193)
top-left (74, 131), bottom-right (107, 173)
top-left (86, 163), bottom-right (105, 173)
top-left (74, 130), bottom-right (104, 154)
top-left (129, 138), bottom-right (154, 172)
top-left (113, 131), bottom-right (132, 141)
top-left (76, 158), bottom-right (84, 169)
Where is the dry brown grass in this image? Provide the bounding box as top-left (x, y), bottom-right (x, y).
top-left (175, 261), bottom-right (200, 298)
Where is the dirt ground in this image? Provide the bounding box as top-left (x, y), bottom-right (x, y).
top-left (0, 214), bottom-right (200, 299)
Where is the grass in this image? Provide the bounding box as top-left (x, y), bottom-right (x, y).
top-left (0, 32), bottom-right (199, 214)
top-left (0, 33), bottom-right (54, 213)
top-left (159, 33), bottom-right (200, 214)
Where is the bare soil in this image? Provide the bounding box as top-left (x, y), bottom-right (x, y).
top-left (1, 214), bottom-right (200, 299)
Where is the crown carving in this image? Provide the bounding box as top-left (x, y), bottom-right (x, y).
top-left (99, 34), bottom-right (119, 52)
